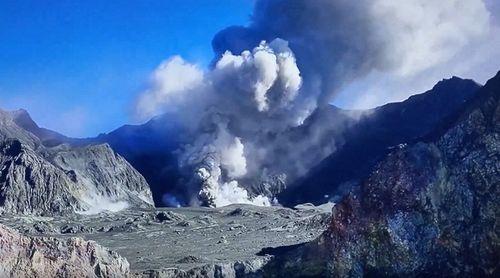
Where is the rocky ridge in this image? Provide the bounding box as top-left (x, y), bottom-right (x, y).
top-left (262, 72), bottom-right (500, 276)
top-left (0, 109), bottom-right (153, 215)
top-left (281, 76), bottom-right (481, 205)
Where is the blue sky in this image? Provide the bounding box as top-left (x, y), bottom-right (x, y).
top-left (0, 0), bottom-right (253, 137)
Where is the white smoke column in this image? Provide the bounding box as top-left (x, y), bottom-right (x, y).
top-left (275, 42), bottom-right (302, 104)
top-left (193, 40), bottom-right (301, 207)
top-left (217, 131), bottom-right (247, 178)
top-left (137, 40), bottom-right (302, 207)
top-left (185, 121), bottom-right (268, 207)
top-left (214, 40), bottom-right (301, 114)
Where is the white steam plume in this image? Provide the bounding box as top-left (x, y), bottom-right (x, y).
top-left (138, 40), bottom-right (301, 207)
top-left (136, 56), bottom-right (204, 120)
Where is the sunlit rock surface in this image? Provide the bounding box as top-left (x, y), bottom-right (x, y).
top-left (0, 109), bottom-right (153, 215)
top-left (0, 224), bottom-right (130, 277)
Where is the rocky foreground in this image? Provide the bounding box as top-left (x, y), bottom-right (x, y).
top-left (0, 204), bottom-right (332, 277)
top-left (0, 224), bottom-right (129, 277)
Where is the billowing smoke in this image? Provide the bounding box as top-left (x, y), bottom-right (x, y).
top-left (136, 0), bottom-right (497, 207)
top-left (214, 0), bottom-right (493, 107)
top-left (138, 40), bottom-right (305, 206)
top-left (136, 56), bottom-right (204, 119)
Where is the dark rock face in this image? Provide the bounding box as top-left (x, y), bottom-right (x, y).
top-left (0, 224), bottom-right (130, 277)
top-left (263, 72), bottom-right (499, 277)
top-left (281, 77), bottom-right (481, 206)
top-left (0, 110), bottom-right (153, 215)
top-left (90, 115), bottom-right (186, 207)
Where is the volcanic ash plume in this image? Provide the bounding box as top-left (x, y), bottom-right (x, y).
top-left (138, 40), bottom-right (303, 207)
top-left (213, 0), bottom-right (492, 106)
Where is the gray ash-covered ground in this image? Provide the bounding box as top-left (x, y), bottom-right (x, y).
top-left (0, 203), bottom-right (332, 276)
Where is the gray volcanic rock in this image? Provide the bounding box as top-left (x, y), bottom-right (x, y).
top-left (0, 204), bottom-right (332, 277)
top-left (262, 72), bottom-right (500, 277)
top-left (136, 259), bottom-right (269, 278)
top-left (0, 224), bottom-right (130, 277)
top-left (0, 109), bottom-right (153, 215)
top-left (51, 143), bottom-right (154, 212)
top-left (0, 139), bottom-right (83, 214)
top-left (0, 110), bottom-right (39, 148)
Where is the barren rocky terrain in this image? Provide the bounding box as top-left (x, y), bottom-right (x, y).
top-left (0, 223), bottom-right (129, 278)
top-left (0, 203), bottom-right (332, 277)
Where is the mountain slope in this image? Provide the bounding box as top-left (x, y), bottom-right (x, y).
top-left (12, 110), bottom-right (185, 207)
top-left (263, 71), bottom-right (500, 277)
top-left (9, 109), bottom-right (73, 147)
top-left (90, 114), bottom-right (186, 206)
top-left (0, 110), bottom-right (153, 215)
top-left (280, 76), bottom-right (481, 205)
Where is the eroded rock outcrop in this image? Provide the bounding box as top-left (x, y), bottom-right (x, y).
top-left (263, 72), bottom-right (500, 277)
top-left (51, 143), bottom-right (154, 214)
top-left (0, 224), bottom-right (130, 277)
top-left (0, 109), bottom-right (153, 215)
top-left (0, 139), bottom-right (83, 214)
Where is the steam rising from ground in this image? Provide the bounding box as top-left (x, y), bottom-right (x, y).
top-left (138, 40), bottom-right (303, 206)
top-left (136, 0), bottom-right (498, 207)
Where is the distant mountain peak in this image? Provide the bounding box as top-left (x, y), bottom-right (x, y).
top-left (432, 75), bottom-right (479, 92)
top-left (9, 108), bottom-right (39, 130)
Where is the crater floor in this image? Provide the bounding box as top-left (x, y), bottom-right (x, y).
top-left (0, 203), bottom-right (332, 276)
